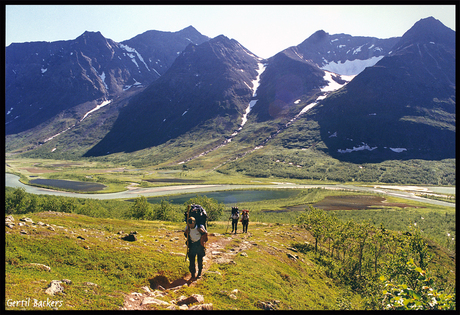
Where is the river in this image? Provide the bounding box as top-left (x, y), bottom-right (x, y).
top-left (5, 173), bottom-right (455, 207)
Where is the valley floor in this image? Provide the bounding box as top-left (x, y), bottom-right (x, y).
top-left (5, 173), bottom-right (455, 208)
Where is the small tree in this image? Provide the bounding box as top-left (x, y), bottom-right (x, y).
top-left (152, 199), bottom-right (180, 221)
top-left (408, 224), bottom-right (432, 270)
top-left (6, 188), bottom-right (28, 214)
top-left (126, 196), bottom-right (151, 220)
top-left (297, 206), bottom-right (328, 255)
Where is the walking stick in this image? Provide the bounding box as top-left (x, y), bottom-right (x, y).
top-left (225, 216), bottom-right (230, 234)
top-left (185, 204), bottom-right (190, 262)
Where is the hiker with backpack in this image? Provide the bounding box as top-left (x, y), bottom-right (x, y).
top-left (241, 209), bottom-right (249, 233)
top-left (229, 206), bottom-right (239, 234)
top-left (184, 205), bottom-right (208, 279)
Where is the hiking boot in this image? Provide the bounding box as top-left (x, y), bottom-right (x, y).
top-left (197, 270), bottom-right (202, 278)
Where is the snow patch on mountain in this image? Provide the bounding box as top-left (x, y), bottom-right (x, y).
top-left (240, 62), bottom-right (266, 127)
top-left (123, 78), bottom-right (143, 91)
top-left (338, 143), bottom-right (377, 153)
top-left (251, 62), bottom-right (266, 97)
top-left (295, 70), bottom-right (355, 118)
top-left (321, 56), bottom-right (384, 75)
top-left (99, 71), bottom-right (109, 91)
top-left (80, 99), bottom-right (112, 122)
top-left (119, 43), bottom-right (151, 73)
top-left (321, 71), bottom-right (356, 92)
top-left (44, 125), bottom-right (75, 143)
top-left (390, 147), bottom-right (407, 153)
top-left (177, 61), bottom-right (266, 165)
top-left (337, 145), bottom-right (408, 154)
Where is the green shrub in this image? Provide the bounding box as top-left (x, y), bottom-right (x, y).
top-left (380, 259), bottom-right (455, 310)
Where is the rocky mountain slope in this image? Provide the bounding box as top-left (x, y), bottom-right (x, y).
top-left (288, 30), bottom-right (399, 75)
top-left (5, 26), bottom-right (209, 135)
top-left (84, 35), bottom-right (263, 155)
top-left (311, 17), bottom-right (455, 162)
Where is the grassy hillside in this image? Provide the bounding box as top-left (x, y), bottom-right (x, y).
top-left (5, 188), bottom-right (456, 310)
top-left (7, 104), bottom-right (456, 186)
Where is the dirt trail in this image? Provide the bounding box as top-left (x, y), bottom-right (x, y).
top-left (122, 231), bottom-right (254, 310)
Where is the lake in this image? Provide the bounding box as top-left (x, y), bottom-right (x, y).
top-left (29, 178), bottom-right (107, 192)
top-left (145, 189), bottom-right (302, 205)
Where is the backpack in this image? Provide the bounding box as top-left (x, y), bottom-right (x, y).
top-left (241, 209), bottom-right (249, 221)
top-left (184, 204), bottom-right (208, 228)
top-left (231, 206), bottom-right (239, 219)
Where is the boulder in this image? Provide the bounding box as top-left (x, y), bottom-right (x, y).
top-left (45, 280), bottom-right (64, 296)
top-left (189, 303), bottom-right (213, 310)
top-left (5, 215), bottom-right (14, 222)
top-left (256, 300), bottom-right (280, 310)
top-left (83, 282), bottom-right (98, 287)
top-left (122, 233), bottom-right (137, 242)
top-left (141, 297), bottom-right (170, 306)
top-left (29, 263), bottom-right (51, 272)
top-left (176, 294), bottom-right (205, 306)
top-left (20, 217), bottom-right (34, 224)
top-left (141, 286), bottom-right (151, 294)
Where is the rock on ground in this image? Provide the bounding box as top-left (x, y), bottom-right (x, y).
top-left (45, 280), bottom-right (64, 296)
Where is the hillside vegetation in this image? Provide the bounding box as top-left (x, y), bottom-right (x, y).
top-left (5, 187), bottom-right (456, 310)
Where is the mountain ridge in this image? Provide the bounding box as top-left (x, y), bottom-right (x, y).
top-left (84, 35), bottom-right (262, 156)
top-left (5, 26), bottom-right (209, 135)
top-left (5, 17), bottom-right (455, 168)
top-left (311, 17), bottom-right (455, 162)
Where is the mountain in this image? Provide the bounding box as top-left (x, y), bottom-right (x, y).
top-left (120, 25), bottom-right (210, 77)
top-left (84, 35), bottom-right (262, 156)
top-left (291, 30), bottom-right (399, 75)
top-left (248, 50), bottom-right (327, 122)
top-left (5, 26), bottom-right (209, 135)
top-left (246, 31), bottom-right (399, 122)
top-left (5, 18), bottom-right (455, 168)
top-left (311, 17), bottom-right (455, 162)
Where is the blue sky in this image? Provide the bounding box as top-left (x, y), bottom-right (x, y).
top-left (5, 4), bottom-right (456, 59)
